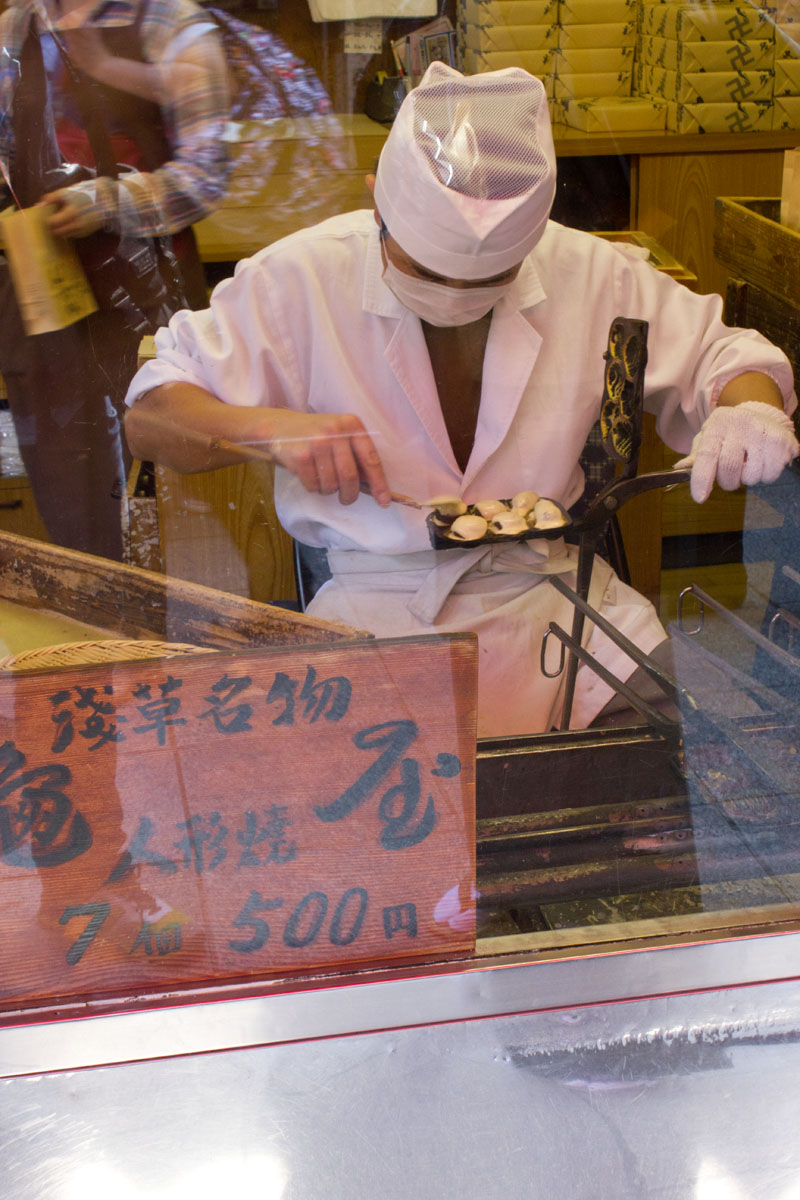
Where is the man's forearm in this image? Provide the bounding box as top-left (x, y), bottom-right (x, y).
top-left (124, 384), bottom-right (392, 506)
top-left (717, 371), bottom-right (786, 410)
top-left (124, 383), bottom-right (275, 473)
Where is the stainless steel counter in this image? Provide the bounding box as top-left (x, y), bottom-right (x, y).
top-left (3, 930), bottom-right (800, 1198)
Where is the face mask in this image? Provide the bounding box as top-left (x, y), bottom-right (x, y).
top-left (381, 259), bottom-right (514, 326)
top-left (378, 223), bottom-right (515, 326)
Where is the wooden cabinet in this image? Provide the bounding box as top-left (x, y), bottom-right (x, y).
top-left (154, 461), bottom-right (298, 607)
top-left (553, 128), bottom-right (797, 294)
top-left (0, 475), bottom-right (49, 544)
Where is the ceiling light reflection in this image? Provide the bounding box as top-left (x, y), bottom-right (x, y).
top-left (60, 1152), bottom-right (288, 1200)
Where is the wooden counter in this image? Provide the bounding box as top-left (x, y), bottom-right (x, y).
top-left (194, 114), bottom-right (387, 263)
top-left (0, 530), bottom-right (363, 652)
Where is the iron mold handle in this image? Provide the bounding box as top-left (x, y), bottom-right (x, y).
top-left (572, 468), bottom-right (691, 535)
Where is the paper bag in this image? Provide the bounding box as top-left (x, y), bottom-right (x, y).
top-left (0, 204), bottom-right (98, 336)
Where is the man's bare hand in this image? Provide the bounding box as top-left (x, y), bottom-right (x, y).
top-left (263, 409), bottom-right (390, 507)
top-left (126, 387), bottom-right (391, 506)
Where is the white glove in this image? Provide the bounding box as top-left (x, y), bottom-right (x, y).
top-left (673, 401), bottom-right (799, 503)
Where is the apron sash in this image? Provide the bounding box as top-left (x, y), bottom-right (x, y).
top-left (327, 537), bottom-right (575, 624)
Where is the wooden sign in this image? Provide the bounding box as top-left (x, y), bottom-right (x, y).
top-left (0, 635), bottom-right (477, 1008)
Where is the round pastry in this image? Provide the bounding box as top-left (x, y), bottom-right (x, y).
top-left (490, 512), bottom-right (529, 536)
top-left (447, 514), bottom-right (489, 541)
top-left (473, 499), bottom-right (508, 519)
top-left (531, 498), bottom-right (565, 529)
top-left (510, 490), bottom-right (540, 516)
top-left (427, 495), bottom-right (468, 526)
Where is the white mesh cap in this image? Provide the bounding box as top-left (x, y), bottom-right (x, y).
top-left (374, 63), bottom-right (556, 281)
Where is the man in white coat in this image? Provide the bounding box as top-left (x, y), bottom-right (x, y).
top-left (124, 63), bottom-right (799, 738)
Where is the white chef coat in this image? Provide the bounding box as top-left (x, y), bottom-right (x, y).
top-left (127, 212), bottom-right (797, 736)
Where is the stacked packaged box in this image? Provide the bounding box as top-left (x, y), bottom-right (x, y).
top-left (555, 0), bottom-right (670, 130)
top-left (458, 0), bottom-right (560, 94)
top-left (773, 25), bottom-right (800, 131)
top-left (554, 0), bottom-right (635, 107)
top-left (635, 3), bottom-right (777, 133)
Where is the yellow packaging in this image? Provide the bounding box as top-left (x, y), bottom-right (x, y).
top-left (460, 0), bottom-right (557, 23)
top-left (557, 21), bottom-right (636, 50)
top-left (0, 205), bottom-right (97, 336)
top-left (463, 47), bottom-right (556, 78)
top-left (637, 34), bottom-right (776, 73)
top-left (774, 27), bottom-right (800, 60)
top-left (639, 66), bottom-right (774, 104)
top-left (560, 0), bottom-right (637, 22)
top-left (557, 95), bottom-right (668, 132)
top-left (773, 95), bottom-right (800, 128)
top-left (549, 97), bottom-right (564, 125)
top-left (641, 4), bottom-right (777, 42)
top-left (553, 71), bottom-right (632, 100)
top-left (776, 98), bottom-right (800, 133)
top-left (775, 57), bottom-right (800, 96)
top-left (463, 22), bottom-right (559, 53)
top-left (553, 46), bottom-right (634, 75)
top-left (666, 99), bottom-right (773, 134)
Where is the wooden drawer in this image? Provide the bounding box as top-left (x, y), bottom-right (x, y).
top-left (0, 475), bottom-right (49, 543)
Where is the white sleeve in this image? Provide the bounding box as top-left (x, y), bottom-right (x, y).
top-left (613, 251), bottom-right (797, 454)
top-left (125, 256), bottom-right (304, 410)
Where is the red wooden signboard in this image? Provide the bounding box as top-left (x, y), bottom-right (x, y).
top-left (0, 635), bottom-right (477, 1008)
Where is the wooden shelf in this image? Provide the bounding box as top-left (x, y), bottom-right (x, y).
top-left (552, 127), bottom-right (800, 159)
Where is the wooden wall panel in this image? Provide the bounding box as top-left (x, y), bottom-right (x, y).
top-left (636, 149), bottom-right (785, 297)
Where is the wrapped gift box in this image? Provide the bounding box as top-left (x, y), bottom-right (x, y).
top-left (557, 95), bottom-right (668, 132)
top-left (773, 95), bottom-right (800, 128)
top-left (554, 46), bottom-right (634, 75)
top-left (459, 0), bottom-right (557, 23)
top-left (639, 66), bottom-right (773, 104)
top-left (560, 0), bottom-right (638, 22)
top-left (641, 4), bottom-right (776, 42)
top-left (558, 21), bottom-right (637, 50)
top-left (554, 71), bottom-right (633, 99)
top-left (462, 46), bottom-right (556, 80)
top-left (462, 21), bottom-right (559, 52)
top-left (666, 99), bottom-right (773, 133)
top-left (637, 34), bottom-right (776, 73)
top-left (774, 27), bottom-right (800, 59)
top-left (775, 57), bottom-right (800, 96)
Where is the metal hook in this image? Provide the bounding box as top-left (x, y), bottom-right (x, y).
top-left (677, 584), bottom-right (705, 635)
top-left (768, 608), bottom-right (800, 653)
top-left (540, 627), bottom-right (566, 678)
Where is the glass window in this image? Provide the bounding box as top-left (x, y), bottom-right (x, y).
top-left (1, 0), bottom-right (800, 1015)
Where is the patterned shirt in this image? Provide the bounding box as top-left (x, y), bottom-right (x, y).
top-left (0, 0), bottom-right (231, 236)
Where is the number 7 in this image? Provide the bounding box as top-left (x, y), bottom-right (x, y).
top-left (58, 903), bottom-right (111, 965)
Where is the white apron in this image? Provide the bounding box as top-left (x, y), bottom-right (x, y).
top-left (308, 538), bottom-right (666, 738)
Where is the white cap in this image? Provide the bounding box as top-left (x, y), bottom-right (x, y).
top-left (374, 63), bottom-right (556, 281)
